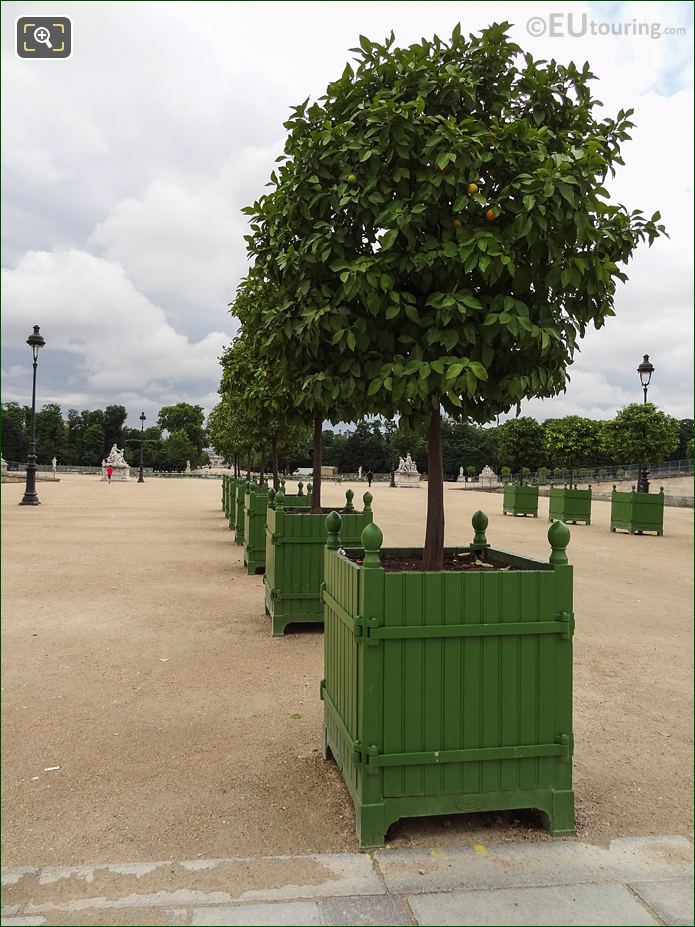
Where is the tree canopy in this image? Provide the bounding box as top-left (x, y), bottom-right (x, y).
top-left (241, 23), bottom-right (664, 566)
top-left (603, 403), bottom-right (679, 465)
top-left (544, 415), bottom-right (603, 484)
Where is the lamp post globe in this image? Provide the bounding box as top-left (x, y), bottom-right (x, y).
top-left (137, 411), bottom-right (146, 483)
top-left (19, 325), bottom-right (46, 506)
top-left (636, 354), bottom-right (654, 494)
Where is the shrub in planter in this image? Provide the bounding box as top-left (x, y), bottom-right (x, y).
top-left (321, 511), bottom-right (576, 849)
top-left (264, 488), bottom-right (373, 636)
top-left (501, 467), bottom-right (511, 484)
top-left (503, 483), bottom-right (539, 517)
top-left (549, 485), bottom-right (592, 526)
top-left (610, 485), bottom-right (665, 536)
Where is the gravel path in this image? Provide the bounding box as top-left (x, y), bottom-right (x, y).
top-left (2, 474), bottom-right (692, 867)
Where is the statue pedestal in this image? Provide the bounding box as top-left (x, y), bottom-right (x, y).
top-left (456, 473), bottom-right (466, 482)
top-left (101, 464), bottom-right (131, 482)
top-left (395, 471), bottom-right (421, 488)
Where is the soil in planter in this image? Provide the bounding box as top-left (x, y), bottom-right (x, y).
top-left (349, 552), bottom-right (533, 572)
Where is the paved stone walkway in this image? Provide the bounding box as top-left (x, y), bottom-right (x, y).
top-left (1, 835), bottom-right (692, 926)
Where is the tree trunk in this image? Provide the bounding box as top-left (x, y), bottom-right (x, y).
top-left (569, 465), bottom-right (574, 488)
top-left (246, 452), bottom-right (252, 480)
top-left (311, 414), bottom-right (322, 513)
top-left (272, 434), bottom-right (280, 490)
top-left (422, 407), bottom-right (444, 571)
top-left (259, 455), bottom-right (265, 486)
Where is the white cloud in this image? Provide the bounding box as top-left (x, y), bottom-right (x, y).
top-left (1, 250), bottom-right (232, 415)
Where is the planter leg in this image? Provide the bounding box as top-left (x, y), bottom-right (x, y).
top-left (542, 789), bottom-right (576, 836)
top-left (272, 615), bottom-right (288, 637)
top-left (357, 803), bottom-right (386, 850)
top-left (322, 726), bottom-right (334, 763)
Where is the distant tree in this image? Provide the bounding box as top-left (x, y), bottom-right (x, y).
top-left (671, 419), bottom-right (694, 460)
top-left (493, 417), bottom-right (545, 482)
top-left (103, 405), bottom-right (128, 451)
top-left (35, 403), bottom-right (65, 463)
top-left (163, 429), bottom-right (198, 470)
top-left (158, 403), bottom-right (206, 458)
top-left (603, 403), bottom-right (679, 466)
top-left (544, 416), bottom-right (603, 486)
top-left (81, 423), bottom-right (106, 466)
top-left (442, 419), bottom-right (493, 480)
top-left (1, 402), bottom-right (29, 461)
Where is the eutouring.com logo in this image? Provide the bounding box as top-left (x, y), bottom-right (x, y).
top-left (526, 13), bottom-right (687, 40)
top-left (16, 17), bottom-right (72, 58)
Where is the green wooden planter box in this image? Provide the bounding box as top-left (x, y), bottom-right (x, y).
top-left (243, 484), bottom-right (313, 575)
top-left (222, 475), bottom-right (227, 512)
top-left (234, 480), bottom-right (247, 546)
top-left (224, 476), bottom-right (238, 529)
top-left (321, 511), bottom-right (575, 850)
top-left (610, 486), bottom-right (665, 536)
top-left (503, 483), bottom-right (539, 517)
top-left (243, 483), bottom-right (271, 574)
top-left (264, 489), bottom-right (374, 637)
top-left (548, 486), bottom-right (592, 526)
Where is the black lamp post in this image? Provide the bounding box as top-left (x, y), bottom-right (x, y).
top-left (637, 354), bottom-right (654, 493)
top-left (137, 412), bottom-right (146, 483)
top-left (19, 325), bottom-right (46, 506)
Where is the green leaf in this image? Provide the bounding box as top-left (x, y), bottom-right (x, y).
top-left (380, 229), bottom-right (398, 250)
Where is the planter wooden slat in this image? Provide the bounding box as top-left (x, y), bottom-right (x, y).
top-left (264, 490), bottom-right (373, 636)
top-left (610, 486), bottom-right (665, 535)
top-left (503, 484), bottom-right (539, 517)
top-left (549, 486), bottom-right (592, 525)
top-left (243, 485), bottom-right (313, 575)
top-left (322, 512), bottom-right (575, 849)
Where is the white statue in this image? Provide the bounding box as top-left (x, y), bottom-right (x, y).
top-left (185, 459), bottom-right (191, 473)
top-left (101, 444), bottom-right (130, 481)
top-left (358, 466), bottom-right (362, 479)
top-left (479, 465), bottom-right (500, 488)
top-left (105, 444), bottom-right (127, 466)
top-left (51, 456), bottom-right (57, 473)
top-left (395, 451), bottom-right (421, 487)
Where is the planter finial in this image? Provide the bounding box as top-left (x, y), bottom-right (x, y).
top-left (298, 481), bottom-right (304, 496)
top-left (548, 521), bottom-right (571, 565)
top-left (326, 511), bottom-right (342, 550)
top-left (344, 488), bottom-right (355, 512)
top-left (361, 522), bottom-right (383, 569)
top-left (268, 488), bottom-right (276, 505)
top-left (471, 510), bottom-right (489, 550)
top-left (307, 482), bottom-right (313, 496)
top-left (275, 490), bottom-right (285, 510)
top-left (362, 491), bottom-right (373, 513)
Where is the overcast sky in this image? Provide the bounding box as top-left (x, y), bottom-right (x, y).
top-left (2, 1), bottom-right (693, 428)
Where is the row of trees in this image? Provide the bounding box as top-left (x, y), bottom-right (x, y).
top-left (252, 408), bottom-right (685, 482)
top-left (209, 23), bottom-right (666, 568)
top-left (1, 402), bottom-right (208, 470)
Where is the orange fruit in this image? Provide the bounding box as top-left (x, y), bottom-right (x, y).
top-left (467, 183), bottom-right (478, 194)
top-left (485, 208), bottom-right (495, 222)
top-left (347, 174), bottom-right (358, 185)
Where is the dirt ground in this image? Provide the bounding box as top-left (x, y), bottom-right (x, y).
top-left (2, 474), bottom-right (693, 868)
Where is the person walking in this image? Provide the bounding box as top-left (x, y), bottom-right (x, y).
top-left (106, 465), bottom-right (113, 483)
top-left (366, 469), bottom-right (373, 488)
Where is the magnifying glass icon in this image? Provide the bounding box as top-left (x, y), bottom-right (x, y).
top-left (33, 26), bottom-right (53, 49)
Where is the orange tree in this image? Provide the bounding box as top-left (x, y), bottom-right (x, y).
top-left (224, 283), bottom-right (312, 488)
top-left (244, 23), bottom-right (664, 567)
